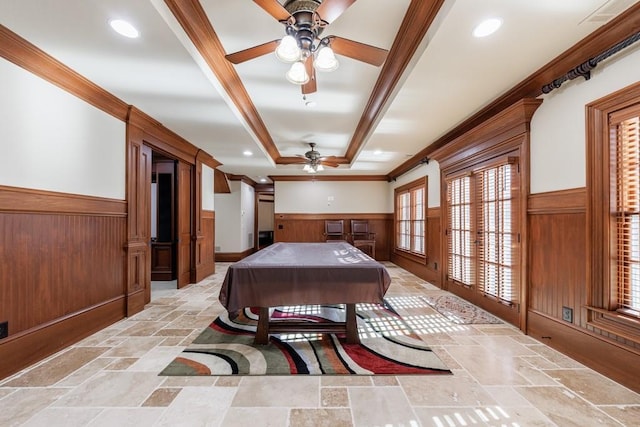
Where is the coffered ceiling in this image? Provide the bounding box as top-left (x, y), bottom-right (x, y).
top-left (1, 0), bottom-right (638, 183)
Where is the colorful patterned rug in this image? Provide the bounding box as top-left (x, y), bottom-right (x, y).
top-left (159, 301), bottom-right (451, 375)
top-left (422, 294), bottom-right (503, 324)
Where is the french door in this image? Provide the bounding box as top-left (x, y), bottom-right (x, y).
top-left (445, 156), bottom-right (521, 324)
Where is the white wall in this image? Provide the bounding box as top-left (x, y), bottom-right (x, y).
top-left (530, 46), bottom-right (640, 194)
top-left (214, 181), bottom-right (242, 252)
top-left (388, 161), bottom-right (441, 209)
top-left (202, 164), bottom-right (214, 211)
top-left (213, 180), bottom-right (256, 252)
top-left (240, 182), bottom-right (255, 252)
top-left (0, 59), bottom-right (126, 199)
top-left (275, 181), bottom-right (391, 213)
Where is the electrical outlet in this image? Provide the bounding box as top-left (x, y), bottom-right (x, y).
top-left (562, 306), bottom-right (573, 323)
top-left (0, 321), bottom-right (8, 339)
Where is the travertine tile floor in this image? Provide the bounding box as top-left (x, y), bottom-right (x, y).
top-left (2, 263), bottom-right (640, 426)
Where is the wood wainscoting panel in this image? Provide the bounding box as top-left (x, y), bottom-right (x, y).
top-left (0, 186), bottom-right (127, 380)
top-left (528, 189), bottom-right (587, 326)
top-left (273, 213), bottom-right (393, 261)
top-left (0, 213), bottom-right (126, 334)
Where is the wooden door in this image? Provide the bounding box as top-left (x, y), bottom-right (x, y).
top-left (176, 161), bottom-right (192, 288)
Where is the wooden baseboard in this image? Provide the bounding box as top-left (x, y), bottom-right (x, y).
top-left (0, 296), bottom-right (126, 380)
top-left (390, 253), bottom-right (440, 287)
top-left (527, 310), bottom-right (640, 394)
top-left (215, 248), bottom-right (255, 262)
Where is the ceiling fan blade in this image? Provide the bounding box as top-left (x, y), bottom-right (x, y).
top-left (315, 0), bottom-right (357, 24)
top-left (225, 40), bottom-right (280, 64)
top-left (330, 36), bottom-right (388, 66)
top-left (321, 160), bottom-right (340, 168)
top-left (302, 56), bottom-right (317, 94)
top-left (253, 0), bottom-right (291, 21)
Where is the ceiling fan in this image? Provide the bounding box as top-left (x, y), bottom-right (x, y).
top-left (295, 142), bottom-right (340, 173)
top-left (225, 0), bottom-right (389, 94)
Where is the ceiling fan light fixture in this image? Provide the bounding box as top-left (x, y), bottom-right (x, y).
top-left (314, 46), bottom-right (339, 72)
top-left (315, 164), bottom-right (324, 172)
top-left (275, 35), bottom-right (301, 63)
top-left (286, 61), bottom-right (310, 85)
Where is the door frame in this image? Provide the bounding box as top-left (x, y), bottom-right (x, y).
top-left (125, 107), bottom-right (220, 316)
top-left (431, 99), bottom-right (542, 330)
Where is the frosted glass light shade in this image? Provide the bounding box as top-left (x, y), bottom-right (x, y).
top-left (285, 61), bottom-right (309, 85)
top-left (275, 35), bottom-right (301, 63)
top-left (314, 47), bottom-right (339, 72)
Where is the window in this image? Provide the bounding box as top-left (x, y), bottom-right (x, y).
top-left (613, 111), bottom-right (640, 315)
top-left (445, 159), bottom-right (519, 305)
top-left (394, 177), bottom-right (427, 260)
top-left (587, 82), bottom-right (640, 337)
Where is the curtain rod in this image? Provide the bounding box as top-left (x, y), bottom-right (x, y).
top-left (542, 31), bottom-right (640, 94)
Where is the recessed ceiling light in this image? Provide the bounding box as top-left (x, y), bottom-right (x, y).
top-left (109, 19), bottom-right (139, 38)
top-left (373, 149), bottom-right (383, 155)
top-left (473, 18), bottom-right (502, 38)
top-left (260, 178), bottom-right (267, 183)
top-left (243, 150), bottom-right (253, 156)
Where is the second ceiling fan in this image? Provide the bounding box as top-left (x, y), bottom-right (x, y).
top-left (225, 0), bottom-right (389, 94)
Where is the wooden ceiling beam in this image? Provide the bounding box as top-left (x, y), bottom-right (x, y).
top-left (164, 0), bottom-right (281, 162)
top-left (344, 0), bottom-right (446, 161)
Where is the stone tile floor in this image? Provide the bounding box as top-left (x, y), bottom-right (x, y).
top-left (1, 263), bottom-right (639, 426)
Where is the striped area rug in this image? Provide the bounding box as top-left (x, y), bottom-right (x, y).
top-left (159, 301), bottom-right (451, 376)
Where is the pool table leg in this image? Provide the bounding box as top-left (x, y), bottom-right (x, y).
top-left (255, 307), bottom-right (270, 344)
top-left (345, 303), bottom-right (360, 344)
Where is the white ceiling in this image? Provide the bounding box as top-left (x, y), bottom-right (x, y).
top-left (0, 0), bottom-right (637, 183)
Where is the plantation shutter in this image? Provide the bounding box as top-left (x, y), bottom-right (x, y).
top-left (447, 175), bottom-right (474, 286)
top-left (396, 192), bottom-right (411, 251)
top-left (412, 186), bottom-right (425, 254)
top-left (612, 107), bottom-right (640, 314)
top-left (476, 161), bottom-right (519, 304)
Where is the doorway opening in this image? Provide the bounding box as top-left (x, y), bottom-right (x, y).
top-left (255, 186), bottom-right (275, 250)
top-left (151, 151), bottom-right (177, 299)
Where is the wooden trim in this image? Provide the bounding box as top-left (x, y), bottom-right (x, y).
top-left (432, 99), bottom-right (542, 170)
top-left (129, 106), bottom-right (205, 165)
top-left (214, 169), bottom-right (231, 194)
top-left (0, 296), bottom-right (125, 380)
top-left (0, 185), bottom-right (126, 216)
top-left (270, 175), bottom-right (389, 182)
top-left (227, 174), bottom-right (257, 186)
top-left (427, 207), bottom-right (440, 217)
top-left (345, 0), bottom-right (446, 161)
top-left (388, 3), bottom-right (640, 180)
top-left (528, 188), bottom-right (586, 214)
top-left (275, 213), bottom-right (393, 221)
top-left (527, 310), bottom-right (640, 394)
top-left (164, 0), bottom-right (280, 161)
top-left (0, 25), bottom-right (129, 121)
top-left (215, 248), bottom-right (255, 263)
top-left (586, 80), bottom-right (640, 320)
